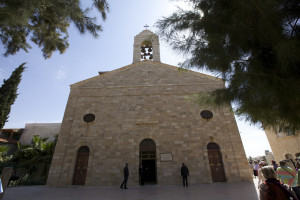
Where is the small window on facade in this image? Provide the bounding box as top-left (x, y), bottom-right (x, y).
top-left (200, 110), bottom-right (213, 120)
top-left (276, 132), bottom-right (284, 138)
top-left (275, 126), bottom-right (294, 137)
top-left (285, 129), bottom-right (295, 136)
top-left (83, 114), bottom-right (95, 123)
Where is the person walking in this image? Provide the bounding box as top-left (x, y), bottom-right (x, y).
top-left (258, 161), bottom-right (267, 188)
top-left (292, 162), bottom-right (300, 199)
top-left (277, 160), bottom-right (296, 187)
top-left (254, 161), bottom-right (260, 178)
top-left (259, 166), bottom-right (297, 200)
top-left (277, 160), bottom-right (299, 199)
top-left (272, 160), bottom-right (278, 171)
top-left (181, 163), bottom-right (189, 187)
top-left (120, 163), bottom-right (129, 189)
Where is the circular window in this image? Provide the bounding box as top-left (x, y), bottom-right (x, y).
top-left (200, 110), bottom-right (213, 120)
top-left (83, 113), bottom-right (95, 123)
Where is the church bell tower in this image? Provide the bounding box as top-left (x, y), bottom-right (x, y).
top-left (133, 28), bottom-right (161, 63)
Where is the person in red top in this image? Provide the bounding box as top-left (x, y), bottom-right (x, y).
top-left (259, 166), bottom-right (298, 200)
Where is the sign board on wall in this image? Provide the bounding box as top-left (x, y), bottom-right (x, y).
top-left (160, 153), bottom-right (173, 161)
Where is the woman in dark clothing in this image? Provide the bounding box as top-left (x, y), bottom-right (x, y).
top-left (272, 160), bottom-right (278, 171)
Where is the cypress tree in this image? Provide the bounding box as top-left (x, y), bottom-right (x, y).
top-left (0, 63), bottom-right (25, 129)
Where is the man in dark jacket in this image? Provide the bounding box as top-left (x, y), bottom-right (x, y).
top-left (181, 163), bottom-right (189, 187)
top-left (120, 163), bottom-right (129, 189)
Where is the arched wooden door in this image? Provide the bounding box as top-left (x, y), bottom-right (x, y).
top-left (73, 146), bottom-right (89, 185)
top-left (207, 143), bottom-right (226, 182)
top-left (139, 139), bottom-right (157, 184)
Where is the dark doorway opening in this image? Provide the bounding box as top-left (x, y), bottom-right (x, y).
top-left (142, 159), bottom-right (156, 184)
top-left (139, 139), bottom-right (157, 185)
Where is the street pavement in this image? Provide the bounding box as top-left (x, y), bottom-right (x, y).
top-left (3, 180), bottom-right (259, 200)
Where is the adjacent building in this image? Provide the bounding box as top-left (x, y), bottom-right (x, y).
top-left (0, 128), bottom-right (23, 155)
top-left (265, 128), bottom-right (300, 161)
top-left (19, 123), bottom-right (61, 145)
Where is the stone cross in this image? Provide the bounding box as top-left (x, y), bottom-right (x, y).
top-left (144, 24), bottom-right (149, 29)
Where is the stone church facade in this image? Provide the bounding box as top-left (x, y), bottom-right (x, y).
top-left (47, 30), bottom-right (252, 187)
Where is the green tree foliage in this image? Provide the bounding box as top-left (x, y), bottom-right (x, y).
top-left (13, 135), bottom-right (58, 164)
top-left (0, 145), bottom-right (9, 162)
top-left (156, 0), bottom-right (300, 132)
top-left (0, 63), bottom-right (25, 129)
top-left (248, 156), bottom-right (253, 164)
top-left (0, 0), bottom-right (109, 58)
top-left (0, 135), bottom-right (58, 186)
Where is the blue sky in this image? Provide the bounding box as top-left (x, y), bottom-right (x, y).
top-left (1, 0), bottom-right (271, 157)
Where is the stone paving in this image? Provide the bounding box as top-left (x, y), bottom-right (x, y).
top-left (3, 181), bottom-right (259, 200)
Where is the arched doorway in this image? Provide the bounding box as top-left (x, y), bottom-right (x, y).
top-left (73, 146), bottom-right (89, 185)
top-left (207, 142), bottom-right (226, 182)
top-left (139, 139), bottom-right (157, 184)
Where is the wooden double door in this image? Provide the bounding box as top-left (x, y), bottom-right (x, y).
top-left (73, 146), bottom-right (89, 185)
top-left (207, 143), bottom-right (226, 182)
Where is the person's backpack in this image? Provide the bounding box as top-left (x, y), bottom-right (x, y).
top-left (265, 182), bottom-right (295, 200)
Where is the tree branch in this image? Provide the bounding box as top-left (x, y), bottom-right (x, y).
top-left (290, 17), bottom-right (299, 38)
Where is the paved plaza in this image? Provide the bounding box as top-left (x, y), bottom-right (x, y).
top-left (3, 180), bottom-right (259, 200)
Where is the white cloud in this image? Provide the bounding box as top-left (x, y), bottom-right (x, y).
top-left (164, 1), bottom-right (191, 15)
top-left (54, 66), bottom-right (67, 80)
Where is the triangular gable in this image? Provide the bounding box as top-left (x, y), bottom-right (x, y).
top-left (71, 60), bottom-right (222, 88)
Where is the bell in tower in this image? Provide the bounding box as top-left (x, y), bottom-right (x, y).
top-left (133, 28), bottom-right (161, 63)
top-left (140, 40), bottom-right (153, 61)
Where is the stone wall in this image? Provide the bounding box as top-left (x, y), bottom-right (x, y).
top-left (265, 129), bottom-right (300, 161)
top-left (47, 61), bottom-right (251, 186)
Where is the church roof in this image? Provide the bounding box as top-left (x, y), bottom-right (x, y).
top-left (136, 29), bottom-right (156, 36)
top-left (70, 60), bottom-right (222, 88)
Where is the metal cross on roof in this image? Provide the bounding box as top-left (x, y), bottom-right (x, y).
top-left (144, 24), bottom-right (149, 29)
